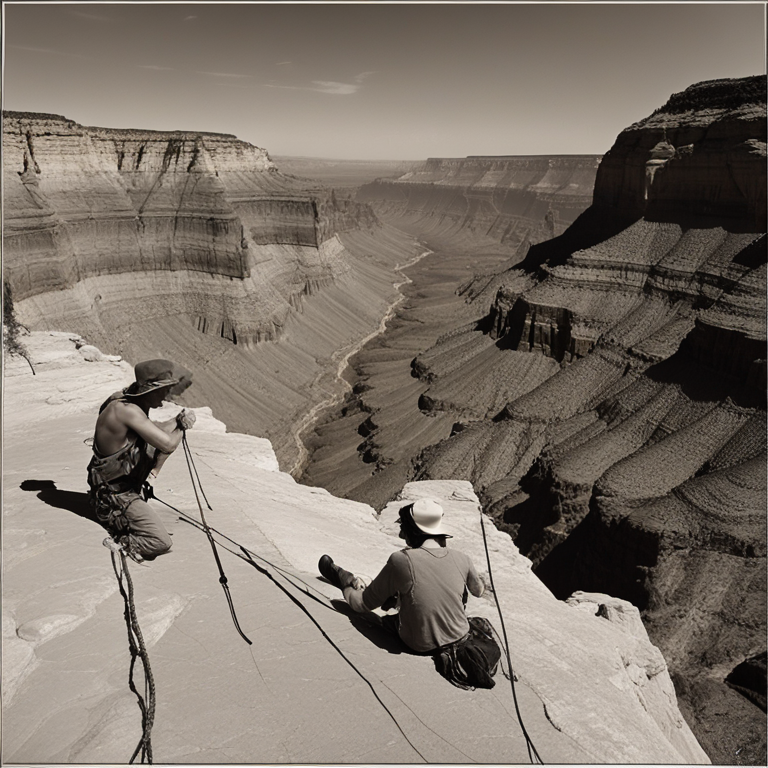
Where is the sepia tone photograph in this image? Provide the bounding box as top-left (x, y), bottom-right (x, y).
top-left (2, 1), bottom-right (766, 765)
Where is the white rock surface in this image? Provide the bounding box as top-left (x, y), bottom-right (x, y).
top-left (2, 332), bottom-right (709, 764)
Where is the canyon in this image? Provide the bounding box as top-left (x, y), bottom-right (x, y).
top-left (3, 111), bottom-right (418, 468)
top-left (302, 153), bottom-right (600, 503)
top-left (301, 75), bottom-right (767, 764)
top-left (2, 74), bottom-right (765, 764)
top-left (2, 331), bottom-right (708, 764)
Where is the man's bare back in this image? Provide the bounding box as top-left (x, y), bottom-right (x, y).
top-left (88, 359), bottom-right (196, 561)
top-left (94, 387), bottom-right (195, 466)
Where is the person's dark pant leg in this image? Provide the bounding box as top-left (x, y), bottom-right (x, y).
top-left (122, 497), bottom-right (172, 560)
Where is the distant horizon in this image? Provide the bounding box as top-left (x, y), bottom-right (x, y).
top-left (2, 3), bottom-right (766, 160)
top-left (2, 106), bottom-right (611, 162)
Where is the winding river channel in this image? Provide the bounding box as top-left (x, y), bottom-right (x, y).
top-left (288, 247), bottom-right (432, 477)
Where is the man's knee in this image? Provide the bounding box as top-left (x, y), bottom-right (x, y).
top-left (156, 533), bottom-right (173, 555)
top-left (148, 530), bottom-right (172, 558)
top-left (343, 586), bottom-right (367, 613)
top-left (123, 498), bottom-right (172, 559)
top-left (139, 534), bottom-right (171, 561)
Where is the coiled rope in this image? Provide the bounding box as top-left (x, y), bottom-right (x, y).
top-left (479, 510), bottom-right (543, 764)
top-left (110, 551), bottom-right (156, 764)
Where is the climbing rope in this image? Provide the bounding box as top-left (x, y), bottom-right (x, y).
top-left (479, 509), bottom-right (544, 765)
top-left (180, 431), bottom-right (252, 645)
top-left (148, 490), bottom-right (430, 761)
top-left (110, 551), bottom-right (156, 764)
top-left (238, 547), bottom-right (428, 762)
top-left (149, 437), bottom-right (541, 762)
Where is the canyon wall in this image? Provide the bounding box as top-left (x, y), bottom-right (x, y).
top-left (408, 75), bottom-right (766, 764)
top-left (2, 112), bottom-right (413, 467)
top-left (357, 154), bottom-right (600, 250)
top-left (3, 331), bottom-right (708, 764)
top-left (593, 76), bottom-right (766, 230)
top-left (4, 112), bottom-right (377, 347)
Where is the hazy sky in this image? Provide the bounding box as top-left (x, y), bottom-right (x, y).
top-left (2, 2), bottom-right (766, 160)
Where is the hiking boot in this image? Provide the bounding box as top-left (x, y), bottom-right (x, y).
top-left (318, 554), bottom-right (357, 591)
top-left (318, 555), bottom-right (343, 589)
top-left (124, 549), bottom-right (146, 565)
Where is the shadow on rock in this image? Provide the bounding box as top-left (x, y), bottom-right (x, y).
top-left (330, 600), bottom-right (469, 685)
top-left (329, 599), bottom-right (407, 655)
top-left (21, 479), bottom-right (102, 527)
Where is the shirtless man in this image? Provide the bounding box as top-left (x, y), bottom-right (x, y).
top-left (87, 359), bottom-right (196, 563)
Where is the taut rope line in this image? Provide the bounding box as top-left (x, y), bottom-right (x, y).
top-left (479, 510), bottom-right (543, 765)
top-left (238, 548), bottom-right (428, 763)
top-left (150, 491), bottom-right (428, 761)
top-left (147, 490), bottom-right (333, 609)
top-left (110, 551), bottom-right (156, 764)
top-left (181, 432), bottom-right (252, 645)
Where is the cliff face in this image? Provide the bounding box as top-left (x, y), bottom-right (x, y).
top-left (2, 332), bottom-right (708, 764)
top-left (356, 154), bottom-right (600, 250)
top-left (594, 76), bottom-right (766, 230)
top-left (2, 111), bottom-right (408, 468)
top-left (384, 76), bottom-right (766, 763)
top-left (3, 112), bottom-right (377, 347)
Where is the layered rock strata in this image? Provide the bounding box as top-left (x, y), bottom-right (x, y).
top-left (302, 154), bottom-right (599, 504)
top-left (4, 112), bottom-right (377, 346)
top-left (2, 112), bottom-right (412, 467)
top-left (407, 75), bottom-right (766, 764)
top-left (593, 75), bottom-right (766, 231)
top-left (3, 332), bottom-right (708, 764)
top-left (357, 154), bottom-right (600, 251)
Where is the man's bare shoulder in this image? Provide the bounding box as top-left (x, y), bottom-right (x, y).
top-left (109, 399), bottom-right (149, 425)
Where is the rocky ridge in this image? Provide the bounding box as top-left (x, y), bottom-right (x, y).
top-left (2, 331), bottom-right (708, 764)
top-left (3, 112), bottom-right (416, 467)
top-left (403, 75), bottom-right (766, 763)
top-left (357, 154), bottom-right (600, 251)
top-left (4, 111), bottom-right (377, 347)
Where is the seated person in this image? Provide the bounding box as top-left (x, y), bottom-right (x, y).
top-left (319, 498), bottom-right (484, 653)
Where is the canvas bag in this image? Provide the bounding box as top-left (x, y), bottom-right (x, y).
top-left (435, 615), bottom-right (501, 690)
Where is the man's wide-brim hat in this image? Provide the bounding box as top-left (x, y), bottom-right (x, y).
top-left (124, 359), bottom-right (180, 397)
top-left (402, 498), bottom-right (449, 536)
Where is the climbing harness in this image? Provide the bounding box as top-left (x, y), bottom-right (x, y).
top-left (479, 510), bottom-right (544, 764)
top-left (179, 431), bottom-right (252, 645)
top-left (110, 550), bottom-right (156, 764)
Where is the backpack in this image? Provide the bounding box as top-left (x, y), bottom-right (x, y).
top-left (435, 616), bottom-right (501, 690)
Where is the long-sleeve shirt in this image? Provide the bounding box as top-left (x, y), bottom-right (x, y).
top-left (345, 545), bottom-right (484, 652)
